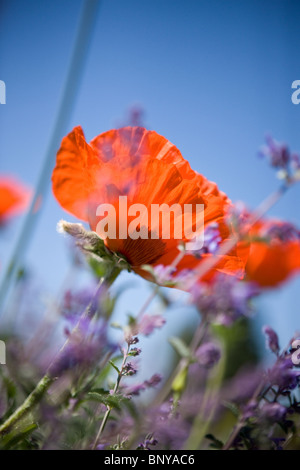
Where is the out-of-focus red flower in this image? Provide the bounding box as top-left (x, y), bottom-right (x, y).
top-left (246, 219), bottom-right (300, 287)
top-left (52, 126), bottom-right (248, 282)
top-left (0, 176), bottom-right (31, 224)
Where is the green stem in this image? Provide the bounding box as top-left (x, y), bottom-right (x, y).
top-left (222, 422), bottom-right (244, 451)
top-left (154, 320), bottom-right (208, 406)
top-left (222, 379), bottom-right (265, 450)
top-left (0, 276), bottom-right (106, 438)
top-left (0, 375), bottom-right (53, 437)
top-left (184, 349), bottom-right (226, 450)
top-left (92, 343), bottom-right (130, 449)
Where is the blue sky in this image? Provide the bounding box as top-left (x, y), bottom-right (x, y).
top-left (0, 0), bottom-right (300, 362)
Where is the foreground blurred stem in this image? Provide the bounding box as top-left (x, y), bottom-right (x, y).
top-left (0, 0), bottom-right (101, 313)
top-left (0, 276), bottom-right (107, 438)
top-left (184, 348), bottom-right (226, 450)
top-left (0, 375), bottom-right (54, 438)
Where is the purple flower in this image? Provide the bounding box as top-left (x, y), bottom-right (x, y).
top-left (153, 265), bottom-right (176, 285)
top-left (242, 399), bottom-right (258, 420)
top-left (268, 357), bottom-right (300, 390)
top-left (137, 436), bottom-right (158, 450)
top-left (271, 437), bottom-right (286, 450)
top-left (223, 367), bottom-right (263, 403)
top-left (126, 374), bottom-right (162, 396)
top-left (130, 347), bottom-right (141, 357)
top-left (191, 274), bottom-right (259, 325)
top-left (262, 222), bottom-right (300, 243)
top-left (259, 136), bottom-right (290, 170)
top-left (195, 342), bottom-right (221, 368)
top-left (144, 374), bottom-right (162, 388)
top-left (259, 402), bottom-right (287, 422)
top-left (128, 336), bottom-right (139, 345)
top-left (126, 315), bottom-right (166, 342)
top-left (263, 326), bottom-right (280, 355)
top-left (138, 314), bottom-right (166, 336)
top-left (153, 225), bottom-right (222, 286)
top-left (126, 382), bottom-right (146, 396)
top-left (190, 223), bottom-right (222, 257)
top-left (146, 402), bottom-right (189, 450)
top-left (259, 135), bottom-right (300, 180)
top-left (173, 269), bottom-right (195, 286)
top-left (242, 400), bottom-right (287, 423)
top-left (153, 264), bottom-right (197, 288)
top-left (49, 316), bottom-right (115, 376)
top-left (123, 362), bottom-right (137, 376)
top-left (225, 201), bottom-right (250, 232)
top-left (128, 106), bottom-right (144, 127)
top-left (291, 153), bottom-right (300, 172)
top-left (96, 444), bottom-right (108, 450)
top-left (62, 286), bottom-right (102, 319)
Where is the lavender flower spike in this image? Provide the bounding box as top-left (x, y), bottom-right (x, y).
top-left (263, 325), bottom-right (280, 355)
top-left (195, 342), bottom-right (221, 368)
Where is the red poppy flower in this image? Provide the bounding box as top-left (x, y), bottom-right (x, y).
top-left (246, 219), bottom-right (300, 287)
top-left (0, 176), bottom-right (31, 224)
top-left (52, 126), bottom-right (247, 283)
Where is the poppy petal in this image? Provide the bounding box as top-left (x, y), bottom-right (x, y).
top-left (0, 176), bottom-right (31, 222)
top-left (52, 126), bottom-right (100, 221)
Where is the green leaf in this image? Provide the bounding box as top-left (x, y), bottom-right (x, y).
top-left (87, 392), bottom-right (128, 411)
top-left (127, 314), bottom-right (137, 327)
top-left (110, 322), bottom-right (123, 330)
top-left (222, 400), bottom-right (240, 418)
top-left (88, 258), bottom-right (109, 278)
top-left (169, 337), bottom-right (191, 359)
top-left (90, 387), bottom-right (110, 395)
top-left (102, 295), bottom-right (116, 319)
top-left (205, 434), bottom-right (224, 449)
top-left (3, 376), bottom-right (17, 400)
top-left (140, 264), bottom-right (155, 277)
top-left (1, 423), bottom-right (38, 450)
top-left (109, 360), bottom-right (121, 375)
